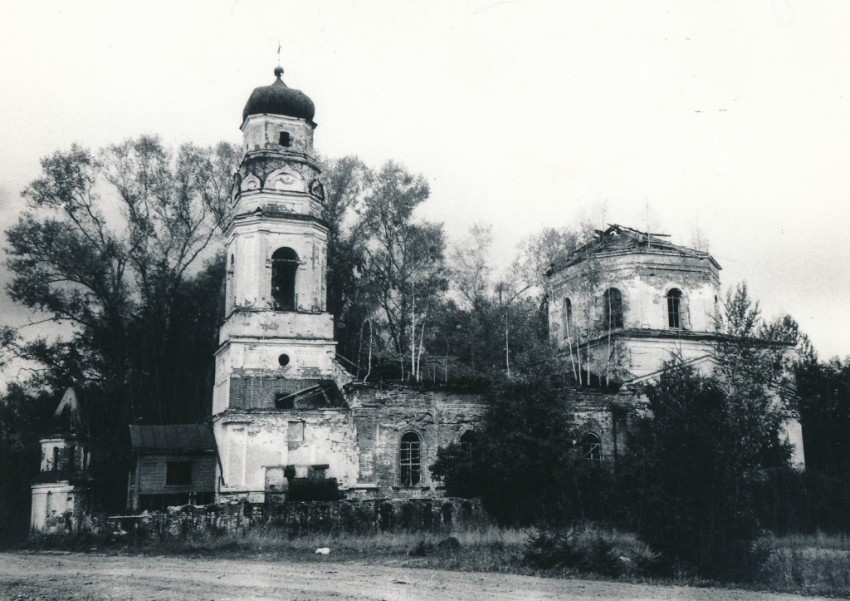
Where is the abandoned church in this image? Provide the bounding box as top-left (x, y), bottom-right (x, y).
top-left (28, 67), bottom-right (805, 528)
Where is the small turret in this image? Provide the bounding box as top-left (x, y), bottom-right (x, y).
top-left (30, 387), bottom-right (93, 534)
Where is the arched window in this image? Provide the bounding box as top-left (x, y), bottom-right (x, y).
top-left (581, 432), bottom-right (601, 462)
top-left (460, 431), bottom-right (476, 458)
top-left (602, 288), bottom-right (624, 329)
top-left (400, 432), bottom-right (422, 486)
top-left (271, 247), bottom-right (299, 311)
top-left (667, 288), bottom-right (683, 329)
top-left (563, 298), bottom-right (573, 338)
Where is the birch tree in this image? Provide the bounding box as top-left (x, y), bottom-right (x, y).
top-left (357, 162), bottom-right (447, 381)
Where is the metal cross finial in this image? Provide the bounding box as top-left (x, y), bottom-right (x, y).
top-left (277, 42), bottom-right (282, 67)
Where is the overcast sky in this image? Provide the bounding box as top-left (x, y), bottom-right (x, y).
top-left (1, 0), bottom-right (849, 360)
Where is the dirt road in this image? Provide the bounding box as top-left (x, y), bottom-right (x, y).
top-left (0, 552), bottom-right (827, 601)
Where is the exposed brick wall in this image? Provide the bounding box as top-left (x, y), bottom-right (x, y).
top-left (229, 369), bottom-right (330, 410)
top-left (348, 385), bottom-right (486, 496)
top-left (572, 389), bottom-right (643, 460)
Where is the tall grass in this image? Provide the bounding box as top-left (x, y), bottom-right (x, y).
top-left (25, 524), bottom-right (850, 597)
top-left (757, 532), bottom-right (850, 597)
top-left (116, 524), bottom-right (532, 565)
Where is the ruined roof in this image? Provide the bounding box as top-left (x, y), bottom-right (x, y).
top-left (49, 387), bottom-right (88, 437)
top-left (272, 379), bottom-right (347, 409)
top-left (548, 224), bottom-right (720, 275)
top-left (129, 424), bottom-right (216, 454)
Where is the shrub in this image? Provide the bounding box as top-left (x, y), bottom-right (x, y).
top-left (620, 357), bottom-right (791, 580)
top-left (523, 524), bottom-right (659, 578)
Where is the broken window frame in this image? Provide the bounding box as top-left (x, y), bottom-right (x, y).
top-left (460, 430), bottom-right (476, 458)
top-left (400, 432), bottom-right (422, 486)
top-left (602, 288), bottom-right (624, 329)
top-left (580, 433), bottom-right (602, 462)
top-left (667, 288), bottom-right (683, 329)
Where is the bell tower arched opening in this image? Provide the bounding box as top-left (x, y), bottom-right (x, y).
top-left (271, 247), bottom-right (299, 311)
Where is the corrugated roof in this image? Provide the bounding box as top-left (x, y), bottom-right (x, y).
top-left (129, 424), bottom-right (215, 453)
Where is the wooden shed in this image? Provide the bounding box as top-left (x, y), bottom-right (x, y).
top-left (127, 425), bottom-right (217, 511)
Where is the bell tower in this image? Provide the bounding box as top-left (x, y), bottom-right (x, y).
top-left (212, 66), bottom-right (337, 417)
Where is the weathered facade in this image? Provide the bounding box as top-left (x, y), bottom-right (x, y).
top-left (216, 384), bottom-right (484, 502)
top-left (30, 388), bottom-right (93, 533)
top-left (545, 225), bottom-right (805, 466)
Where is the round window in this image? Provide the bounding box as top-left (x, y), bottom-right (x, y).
top-left (278, 354), bottom-right (290, 367)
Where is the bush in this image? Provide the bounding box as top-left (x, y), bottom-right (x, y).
top-left (430, 356), bottom-right (583, 525)
top-left (523, 524), bottom-right (660, 578)
top-left (619, 358), bottom-right (792, 580)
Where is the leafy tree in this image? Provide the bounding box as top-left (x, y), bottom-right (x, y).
top-left (625, 357), bottom-right (791, 579)
top-left (514, 226), bottom-right (581, 293)
top-left (428, 224), bottom-right (565, 382)
top-left (356, 161), bottom-right (447, 381)
top-left (431, 351), bottom-right (582, 524)
top-left (0, 384), bottom-right (54, 544)
top-left (796, 357), bottom-right (850, 477)
top-left (616, 285), bottom-right (796, 578)
top-left (449, 222), bottom-right (493, 308)
top-left (320, 155), bottom-right (372, 358)
top-left (3, 136), bottom-right (238, 511)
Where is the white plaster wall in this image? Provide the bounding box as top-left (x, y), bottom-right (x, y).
top-left (30, 482), bottom-right (78, 532)
top-left (220, 339), bottom-right (335, 373)
top-left (234, 191), bottom-right (323, 222)
top-left (39, 439), bottom-right (89, 472)
top-left (605, 337), bottom-right (715, 379)
top-left (212, 340), bottom-right (337, 415)
top-left (219, 312), bottom-right (333, 342)
top-left (548, 252), bottom-right (720, 347)
top-left (242, 114), bottom-right (315, 155)
top-left (621, 275), bottom-right (717, 331)
top-left (215, 411), bottom-right (358, 502)
top-left (212, 346), bottom-right (233, 415)
top-left (40, 439), bottom-right (66, 471)
top-left (226, 221), bottom-right (329, 314)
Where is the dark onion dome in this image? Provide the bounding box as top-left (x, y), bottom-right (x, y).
top-left (242, 66), bottom-right (315, 123)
